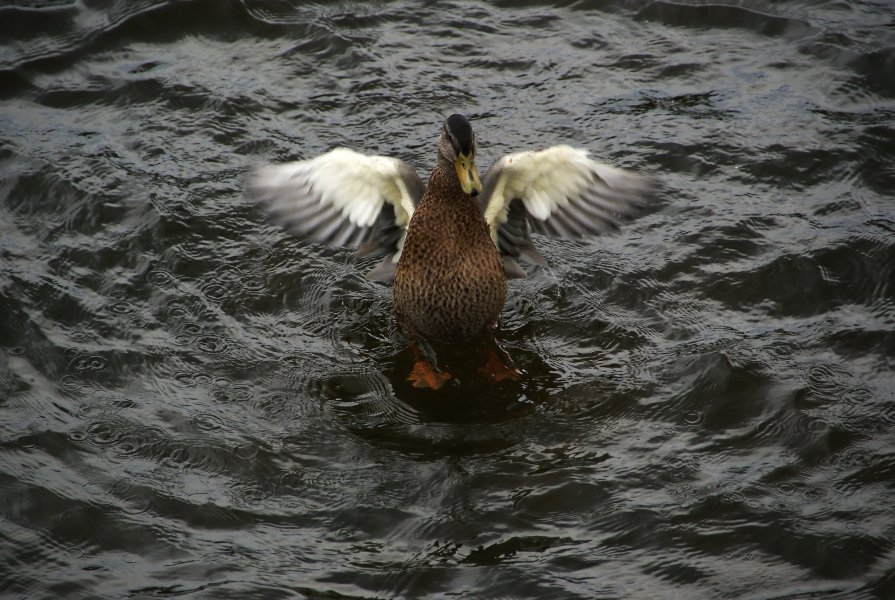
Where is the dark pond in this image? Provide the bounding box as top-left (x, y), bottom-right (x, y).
top-left (2, 1), bottom-right (894, 598)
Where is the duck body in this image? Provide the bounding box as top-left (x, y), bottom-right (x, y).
top-left (394, 165), bottom-right (506, 342)
top-left (248, 113), bottom-right (660, 387)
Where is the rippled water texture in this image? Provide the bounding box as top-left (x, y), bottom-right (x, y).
top-left (2, 1), bottom-right (895, 598)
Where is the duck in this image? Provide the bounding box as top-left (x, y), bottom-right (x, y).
top-left (249, 114), bottom-right (658, 389)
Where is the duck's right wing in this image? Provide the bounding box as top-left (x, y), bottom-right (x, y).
top-left (248, 148), bottom-right (425, 281)
top-left (480, 145), bottom-right (660, 277)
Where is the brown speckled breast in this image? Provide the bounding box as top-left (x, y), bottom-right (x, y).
top-left (394, 166), bottom-right (507, 342)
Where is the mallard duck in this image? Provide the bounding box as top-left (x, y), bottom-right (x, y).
top-left (249, 114), bottom-right (658, 388)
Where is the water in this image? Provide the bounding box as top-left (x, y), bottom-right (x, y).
top-left (2, 1), bottom-right (894, 598)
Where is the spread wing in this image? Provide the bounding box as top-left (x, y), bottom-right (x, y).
top-left (480, 145), bottom-right (659, 275)
top-left (248, 148), bottom-right (425, 281)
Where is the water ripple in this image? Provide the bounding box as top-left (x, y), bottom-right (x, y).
top-left (3, 0), bottom-right (895, 597)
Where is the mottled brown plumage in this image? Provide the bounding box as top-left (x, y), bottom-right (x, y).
top-left (394, 159), bottom-right (506, 342)
top-left (249, 112), bottom-right (660, 387)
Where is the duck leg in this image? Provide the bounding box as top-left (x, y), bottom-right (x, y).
top-left (479, 338), bottom-right (522, 383)
top-left (407, 343), bottom-right (452, 390)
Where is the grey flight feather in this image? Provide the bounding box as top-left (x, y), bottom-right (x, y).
top-left (247, 148), bottom-right (425, 281)
top-left (479, 145), bottom-right (660, 274)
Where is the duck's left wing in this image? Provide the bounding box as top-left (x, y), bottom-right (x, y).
top-left (480, 145), bottom-right (660, 275)
top-left (248, 148), bottom-right (425, 281)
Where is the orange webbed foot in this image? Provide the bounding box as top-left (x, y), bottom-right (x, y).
top-left (408, 360), bottom-right (452, 390)
top-left (479, 343), bottom-right (522, 383)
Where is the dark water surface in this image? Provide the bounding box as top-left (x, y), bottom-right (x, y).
top-left (2, 1), bottom-right (895, 598)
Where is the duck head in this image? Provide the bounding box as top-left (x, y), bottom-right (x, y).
top-left (438, 113), bottom-right (482, 197)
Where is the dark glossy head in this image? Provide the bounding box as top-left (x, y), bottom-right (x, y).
top-left (444, 114), bottom-right (475, 156)
top-left (438, 114), bottom-right (482, 196)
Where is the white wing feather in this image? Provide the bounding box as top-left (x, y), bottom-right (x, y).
top-left (249, 148), bottom-right (419, 248)
top-left (483, 145), bottom-right (658, 242)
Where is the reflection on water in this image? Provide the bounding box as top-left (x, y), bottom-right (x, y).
top-left (2, 0), bottom-right (894, 598)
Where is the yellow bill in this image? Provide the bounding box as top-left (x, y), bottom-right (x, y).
top-left (455, 152), bottom-right (482, 196)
